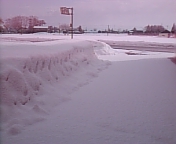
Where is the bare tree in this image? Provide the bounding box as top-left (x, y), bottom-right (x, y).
top-left (4, 17), bottom-right (20, 32)
top-left (4, 16), bottom-right (47, 33)
top-left (78, 26), bottom-right (83, 32)
top-left (28, 16), bottom-right (46, 33)
top-left (171, 23), bottom-right (176, 34)
top-left (38, 20), bottom-right (46, 26)
top-left (22, 16), bottom-right (29, 28)
top-left (4, 16), bottom-right (30, 33)
top-left (0, 18), bottom-right (3, 24)
top-left (133, 27), bottom-right (137, 32)
top-left (144, 25), bottom-right (165, 34)
top-left (0, 18), bottom-right (4, 32)
top-left (29, 16), bottom-right (38, 27)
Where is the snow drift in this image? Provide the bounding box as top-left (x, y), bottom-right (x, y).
top-left (1, 34), bottom-right (176, 144)
top-left (0, 39), bottom-right (110, 135)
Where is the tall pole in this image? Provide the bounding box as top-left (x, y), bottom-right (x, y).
top-left (71, 8), bottom-right (73, 39)
top-left (60, 7), bottom-right (74, 39)
top-left (107, 25), bottom-right (109, 36)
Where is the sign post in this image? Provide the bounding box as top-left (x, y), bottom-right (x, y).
top-left (60, 7), bottom-right (73, 39)
top-left (70, 8), bottom-right (73, 39)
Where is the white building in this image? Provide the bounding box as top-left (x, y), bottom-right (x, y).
top-left (159, 30), bottom-right (171, 38)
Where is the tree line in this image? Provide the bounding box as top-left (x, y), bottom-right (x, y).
top-left (1, 16), bottom-right (176, 34)
top-left (0, 16), bottom-right (46, 33)
top-left (0, 16), bottom-right (84, 34)
top-left (144, 25), bottom-right (165, 33)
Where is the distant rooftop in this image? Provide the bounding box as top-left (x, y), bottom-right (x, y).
top-left (33, 26), bottom-right (48, 29)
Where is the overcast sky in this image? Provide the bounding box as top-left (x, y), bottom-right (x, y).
top-left (0, 0), bottom-right (176, 30)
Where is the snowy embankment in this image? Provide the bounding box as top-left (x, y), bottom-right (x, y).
top-left (1, 34), bottom-right (176, 144)
top-left (0, 38), bottom-right (110, 135)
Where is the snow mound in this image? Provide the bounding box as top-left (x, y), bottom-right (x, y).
top-left (0, 39), bottom-right (111, 135)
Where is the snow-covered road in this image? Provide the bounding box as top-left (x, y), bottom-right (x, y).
top-left (99, 40), bottom-right (176, 53)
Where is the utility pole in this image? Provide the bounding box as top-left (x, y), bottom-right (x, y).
top-left (107, 25), bottom-right (109, 36)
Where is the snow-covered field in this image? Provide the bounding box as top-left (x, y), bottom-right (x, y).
top-left (0, 33), bottom-right (176, 144)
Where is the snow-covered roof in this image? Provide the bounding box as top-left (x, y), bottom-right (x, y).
top-left (160, 30), bottom-right (170, 33)
top-left (33, 26), bottom-right (48, 29)
top-left (0, 24), bottom-right (5, 28)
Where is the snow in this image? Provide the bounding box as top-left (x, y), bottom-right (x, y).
top-left (0, 33), bottom-right (176, 144)
top-left (33, 26), bottom-right (48, 29)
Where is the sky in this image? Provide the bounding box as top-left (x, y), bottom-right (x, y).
top-left (0, 0), bottom-right (176, 30)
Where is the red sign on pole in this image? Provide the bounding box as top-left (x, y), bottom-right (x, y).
top-left (60, 7), bottom-right (73, 39)
top-left (60, 7), bottom-right (70, 15)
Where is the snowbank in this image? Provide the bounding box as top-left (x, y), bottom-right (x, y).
top-left (0, 39), bottom-right (110, 135)
top-left (0, 33), bottom-right (176, 140)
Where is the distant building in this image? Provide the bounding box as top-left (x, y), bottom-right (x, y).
top-left (63, 26), bottom-right (84, 34)
top-left (33, 26), bottom-right (48, 33)
top-left (159, 30), bottom-right (171, 38)
top-left (128, 29), bottom-right (144, 35)
top-left (128, 30), bottom-right (133, 35)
